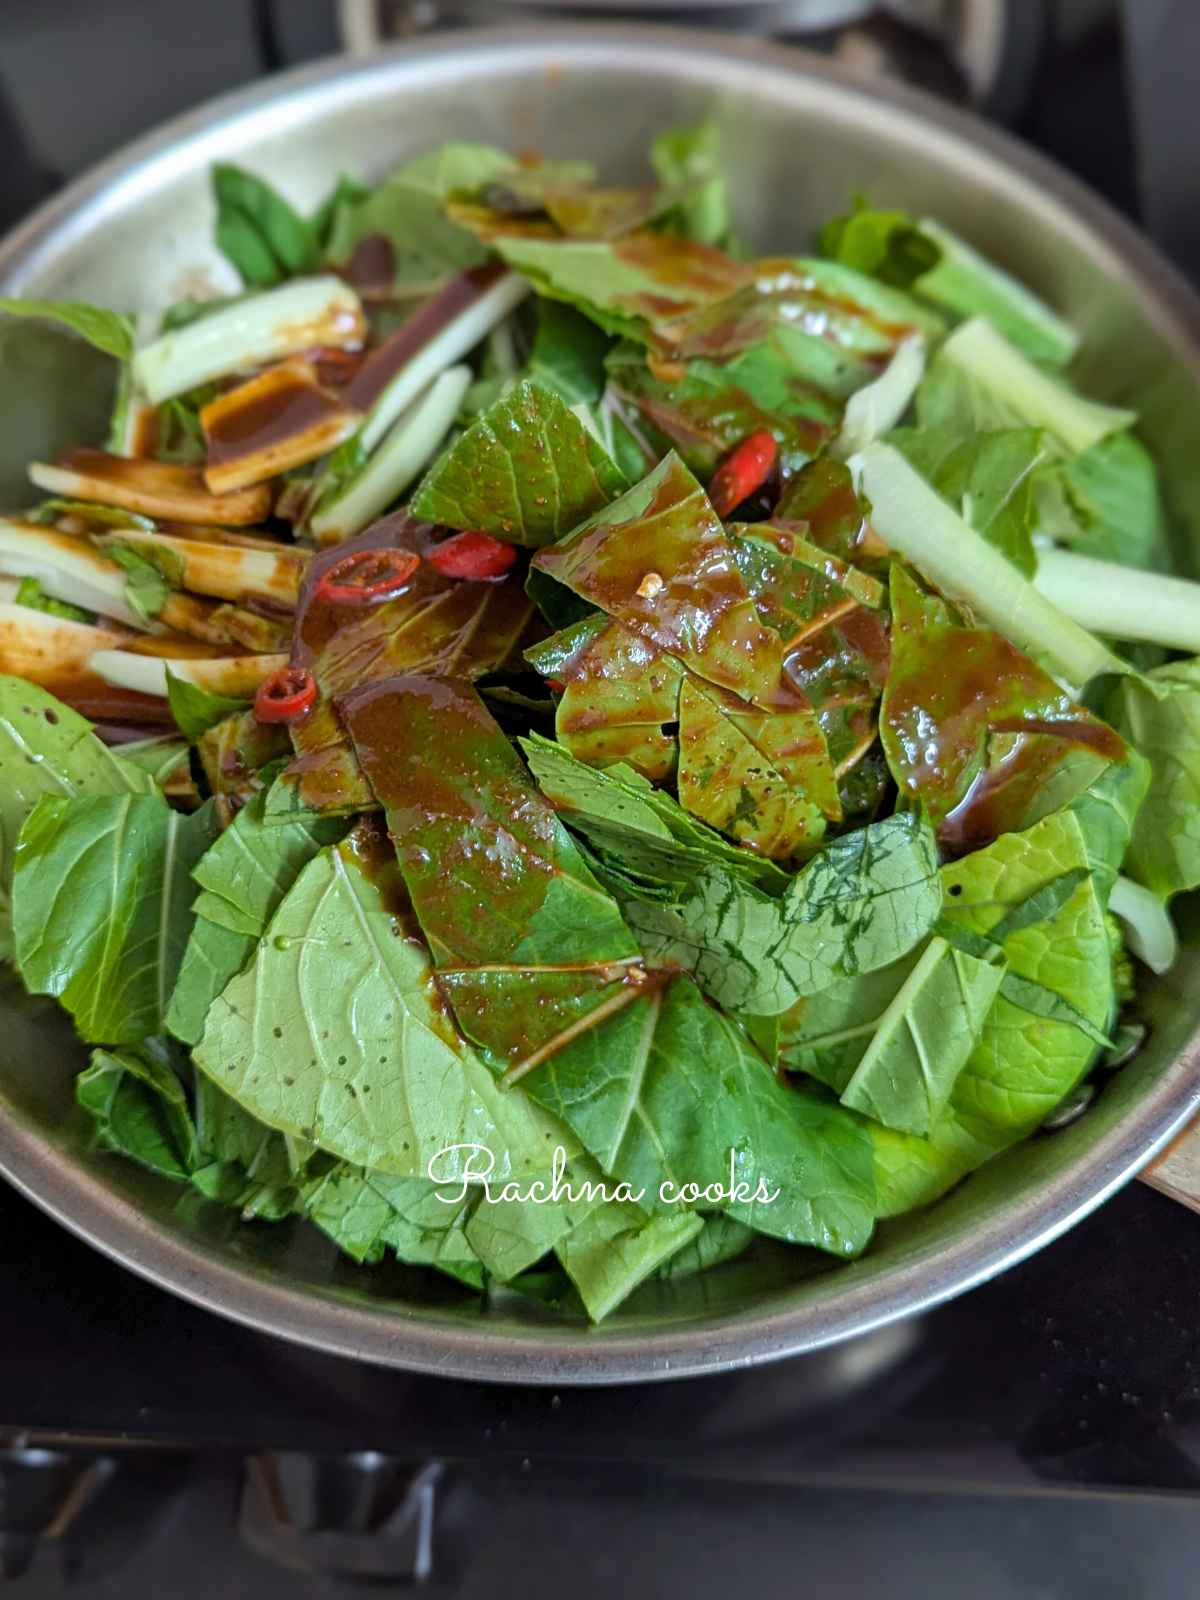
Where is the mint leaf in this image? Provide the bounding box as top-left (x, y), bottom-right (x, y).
top-left (410, 378), bottom-right (628, 546)
top-left (0, 297), bottom-right (134, 361)
top-left (211, 164), bottom-right (318, 288)
top-left (165, 666), bottom-right (249, 741)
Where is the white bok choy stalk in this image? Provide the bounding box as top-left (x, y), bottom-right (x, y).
top-left (0, 520), bottom-right (149, 629)
top-left (358, 271), bottom-right (528, 452)
top-left (89, 649), bottom-right (287, 700)
top-left (93, 528), bottom-right (306, 607)
top-left (0, 601), bottom-right (131, 690)
top-left (1033, 548), bottom-right (1200, 654)
top-left (29, 452), bottom-right (273, 526)
top-left (132, 278), bottom-right (365, 404)
top-left (1110, 875), bottom-right (1178, 976)
top-left (850, 441), bottom-right (1130, 690)
top-left (927, 318), bottom-right (1135, 456)
top-left (831, 337), bottom-right (925, 461)
top-left (308, 365), bottom-right (471, 545)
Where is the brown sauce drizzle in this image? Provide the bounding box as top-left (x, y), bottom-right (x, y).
top-left (346, 263), bottom-right (507, 414)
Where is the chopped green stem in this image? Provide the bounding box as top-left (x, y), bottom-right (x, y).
top-left (1111, 874), bottom-right (1178, 975)
top-left (852, 441), bottom-right (1130, 689)
top-left (1034, 547), bottom-right (1200, 653)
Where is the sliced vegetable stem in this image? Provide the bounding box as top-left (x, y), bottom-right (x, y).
top-left (852, 441), bottom-right (1130, 689)
top-left (1034, 547), bottom-right (1200, 653)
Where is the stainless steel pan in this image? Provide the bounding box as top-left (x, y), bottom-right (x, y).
top-left (1, 25), bottom-right (1198, 1384)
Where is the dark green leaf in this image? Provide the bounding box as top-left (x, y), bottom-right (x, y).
top-left (211, 163), bottom-right (318, 288)
top-left (165, 667), bottom-right (250, 741)
top-left (77, 1038), bottom-right (198, 1181)
top-left (410, 378), bottom-right (628, 547)
top-left (0, 297), bottom-right (135, 361)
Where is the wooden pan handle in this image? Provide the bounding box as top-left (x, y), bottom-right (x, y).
top-left (1141, 1119), bottom-right (1200, 1214)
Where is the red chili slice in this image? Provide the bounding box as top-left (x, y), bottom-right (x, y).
top-left (426, 531), bottom-right (518, 580)
top-left (708, 430), bottom-right (779, 518)
top-left (254, 666), bottom-right (316, 725)
top-left (314, 547), bottom-right (421, 606)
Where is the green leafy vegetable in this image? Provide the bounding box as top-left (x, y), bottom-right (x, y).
top-left (888, 426), bottom-right (1049, 575)
top-left (819, 204), bottom-right (1078, 366)
top-left (853, 442), bottom-right (1130, 690)
top-left (516, 970), bottom-right (876, 1255)
top-left (532, 452), bottom-right (786, 706)
top-left (0, 297), bottom-right (135, 361)
top-left (103, 541), bottom-right (171, 624)
top-left (13, 793), bottom-right (216, 1043)
top-left (916, 318), bottom-right (1135, 456)
top-left (0, 679), bottom-right (153, 958)
top-left (650, 120), bottom-right (731, 247)
top-left (1033, 430), bottom-right (1170, 573)
top-left (410, 378), bottom-right (628, 545)
top-left (880, 564), bottom-right (1124, 844)
top-left (165, 667), bottom-right (250, 742)
top-left (613, 811), bottom-right (941, 1017)
top-left (838, 936), bottom-right (1006, 1135)
top-left (529, 300), bottom-right (613, 407)
top-left (194, 830), bottom-right (569, 1178)
top-left (464, 1153), bottom-right (608, 1282)
top-left (166, 788), bottom-right (347, 1045)
top-left (77, 1038), bottom-right (198, 1180)
top-left (211, 164), bottom-right (318, 288)
top-left (556, 1202), bottom-right (704, 1321)
top-left (300, 1165), bottom-right (483, 1285)
top-left (674, 674), bottom-right (832, 859)
top-left (326, 142), bottom-right (514, 288)
top-left (1111, 658), bottom-right (1200, 898)
top-left (605, 339), bottom-right (837, 478)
